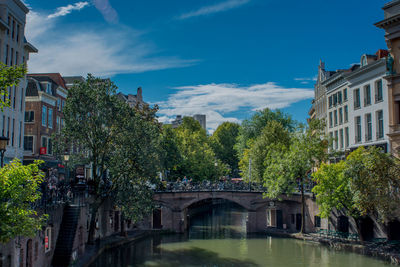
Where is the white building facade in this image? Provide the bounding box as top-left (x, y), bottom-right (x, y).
top-left (347, 56), bottom-right (390, 152)
top-left (321, 51), bottom-right (390, 157)
top-left (0, 0), bottom-right (36, 164)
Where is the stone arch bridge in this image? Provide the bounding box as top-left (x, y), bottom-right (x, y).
top-left (153, 190), bottom-right (319, 233)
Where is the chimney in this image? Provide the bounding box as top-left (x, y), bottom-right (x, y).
top-left (137, 87), bottom-right (143, 102)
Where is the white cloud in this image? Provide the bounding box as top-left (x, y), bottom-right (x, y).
top-left (47, 2), bottom-right (90, 19)
top-left (158, 83), bottom-right (313, 132)
top-left (92, 0), bottom-right (118, 23)
top-left (294, 76), bottom-right (317, 84)
top-left (25, 7), bottom-right (195, 77)
top-left (178, 0), bottom-right (250, 20)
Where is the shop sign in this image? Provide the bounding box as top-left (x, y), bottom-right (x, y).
top-left (40, 147), bottom-right (47, 155)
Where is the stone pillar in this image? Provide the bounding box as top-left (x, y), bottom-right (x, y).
top-left (247, 211), bottom-right (257, 233)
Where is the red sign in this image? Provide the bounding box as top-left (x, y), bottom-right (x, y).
top-left (40, 147), bottom-right (47, 155)
top-left (58, 164), bottom-right (65, 168)
top-left (45, 236), bottom-right (49, 249)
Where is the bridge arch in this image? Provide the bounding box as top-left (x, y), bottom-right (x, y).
top-left (181, 195), bottom-right (253, 211)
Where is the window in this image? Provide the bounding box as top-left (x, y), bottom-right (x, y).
top-left (376, 80), bottom-right (383, 102)
top-left (24, 136), bottom-right (33, 152)
top-left (5, 44), bottom-right (8, 65)
top-left (338, 91), bottom-right (342, 104)
top-left (15, 51), bottom-right (18, 65)
top-left (329, 112), bottom-right (333, 128)
top-left (329, 96), bottom-right (332, 108)
top-left (19, 121), bottom-right (22, 148)
top-left (6, 16), bottom-right (10, 35)
top-left (344, 88), bottom-right (348, 101)
top-left (355, 116), bottom-right (362, 143)
top-left (16, 24), bottom-right (20, 42)
top-left (354, 89), bottom-right (361, 109)
top-left (56, 116), bottom-right (60, 132)
top-left (377, 110), bottom-right (384, 139)
top-left (25, 111), bottom-right (34, 122)
top-left (345, 127), bottom-right (349, 148)
top-left (11, 19), bottom-right (15, 40)
top-left (366, 113), bottom-right (372, 141)
top-left (339, 108), bottom-right (343, 125)
top-left (334, 131), bottom-right (338, 149)
top-left (46, 84), bottom-right (52, 94)
top-left (48, 108), bottom-right (53, 129)
top-left (339, 128), bottom-right (343, 149)
top-left (7, 117), bottom-right (9, 145)
top-left (45, 227), bottom-right (52, 253)
top-left (11, 119), bottom-right (14, 147)
top-left (41, 136), bottom-right (48, 154)
top-left (42, 106), bottom-right (47, 127)
top-left (364, 85), bottom-right (371, 106)
top-left (334, 110), bottom-right (338, 126)
top-left (344, 105), bottom-right (348, 122)
top-left (314, 216), bottom-right (321, 228)
top-left (12, 86), bottom-right (16, 109)
top-left (48, 138), bottom-right (52, 155)
top-left (333, 94), bottom-right (338, 106)
top-left (20, 87), bottom-right (24, 111)
top-left (329, 132), bottom-right (333, 149)
top-left (10, 48), bottom-right (13, 66)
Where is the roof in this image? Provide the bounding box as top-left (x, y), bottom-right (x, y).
top-left (29, 73), bottom-right (67, 89)
top-left (63, 76), bottom-right (85, 85)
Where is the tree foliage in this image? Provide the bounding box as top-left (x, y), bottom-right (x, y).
top-left (239, 120), bottom-right (291, 182)
top-left (0, 160), bottom-right (48, 243)
top-left (55, 74), bottom-right (160, 242)
top-left (0, 63), bottom-right (26, 110)
top-left (313, 146), bottom-right (400, 224)
top-left (235, 108), bottom-right (296, 158)
top-left (210, 122), bottom-right (240, 176)
top-left (110, 103), bottom-right (161, 223)
top-left (263, 119), bottom-right (328, 233)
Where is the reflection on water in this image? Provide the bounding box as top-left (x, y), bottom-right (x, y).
top-left (89, 200), bottom-right (389, 267)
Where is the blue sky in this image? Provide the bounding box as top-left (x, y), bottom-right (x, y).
top-left (24, 0), bottom-right (387, 132)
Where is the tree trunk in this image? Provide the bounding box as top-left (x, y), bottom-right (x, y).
top-left (88, 203), bottom-right (100, 245)
top-left (120, 213), bottom-right (127, 237)
top-left (300, 180), bottom-right (306, 234)
top-left (355, 217), bottom-right (364, 243)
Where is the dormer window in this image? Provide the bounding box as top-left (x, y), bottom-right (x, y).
top-left (361, 55), bottom-right (367, 67)
top-left (46, 84), bottom-right (52, 94)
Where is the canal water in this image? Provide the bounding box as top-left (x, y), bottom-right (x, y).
top-left (89, 200), bottom-right (389, 267)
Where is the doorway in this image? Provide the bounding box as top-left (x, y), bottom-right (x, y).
top-left (153, 208), bottom-right (162, 229)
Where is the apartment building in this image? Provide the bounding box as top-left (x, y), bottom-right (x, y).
top-left (24, 74), bottom-right (68, 168)
top-left (0, 0), bottom-right (37, 164)
top-left (347, 52), bottom-right (390, 153)
top-left (324, 71), bottom-right (352, 155)
top-left (319, 50), bottom-right (390, 157)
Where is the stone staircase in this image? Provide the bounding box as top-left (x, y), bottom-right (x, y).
top-left (52, 205), bottom-right (80, 267)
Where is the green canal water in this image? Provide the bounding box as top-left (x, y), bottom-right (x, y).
top-left (89, 201), bottom-right (390, 267)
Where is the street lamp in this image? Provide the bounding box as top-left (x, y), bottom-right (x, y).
top-left (63, 154), bottom-right (70, 162)
top-left (0, 135), bottom-right (9, 167)
top-left (63, 154), bottom-right (70, 182)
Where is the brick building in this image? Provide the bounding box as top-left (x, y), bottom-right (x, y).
top-left (23, 73), bottom-right (68, 170)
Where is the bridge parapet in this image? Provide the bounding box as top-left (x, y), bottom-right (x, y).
top-left (156, 181), bottom-right (267, 193)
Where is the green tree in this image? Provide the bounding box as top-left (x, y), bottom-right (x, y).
top-left (312, 146), bottom-right (400, 241)
top-left (235, 108), bottom-right (296, 158)
top-left (263, 119), bottom-right (328, 233)
top-left (210, 122), bottom-right (240, 176)
top-left (175, 117), bottom-right (228, 181)
top-left (55, 74), bottom-right (124, 244)
top-left (0, 160), bottom-right (48, 243)
top-left (159, 125), bottom-right (182, 180)
top-left (0, 63), bottom-right (26, 110)
top-left (110, 103), bottom-right (161, 235)
top-left (239, 121), bottom-right (291, 182)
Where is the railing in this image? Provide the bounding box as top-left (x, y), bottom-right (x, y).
top-left (33, 181), bottom-right (88, 210)
top-left (155, 181), bottom-right (266, 192)
top-left (156, 180), bottom-right (315, 194)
